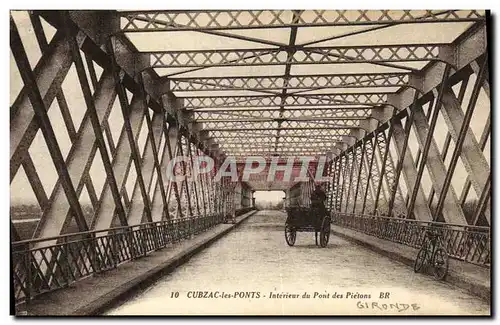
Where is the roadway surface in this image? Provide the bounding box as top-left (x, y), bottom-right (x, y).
top-left (106, 210), bottom-right (490, 315)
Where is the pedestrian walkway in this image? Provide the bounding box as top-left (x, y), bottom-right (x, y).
top-left (21, 211), bottom-right (257, 315)
top-left (107, 210), bottom-right (490, 316)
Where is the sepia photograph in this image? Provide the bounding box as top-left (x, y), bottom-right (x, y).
top-left (9, 8), bottom-right (492, 316)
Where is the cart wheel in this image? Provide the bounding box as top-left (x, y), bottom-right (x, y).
top-left (319, 217), bottom-right (330, 248)
top-left (285, 224), bottom-right (296, 246)
top-left (315, 231), bottom-right (318, 246)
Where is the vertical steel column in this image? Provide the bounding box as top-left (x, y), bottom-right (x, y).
top-left (195, 148), bottom-right (208, 217)
top-left (344, 149), bottom-right (356, 213)
top-left (352, 141), bottom-right (367, 213)
top-left (388, 90), bottom-right (419, 217)
top-left (332, 156), bottom-right (341, 211)
top-left (407, 65), bottom-right (451, 220)
top-left (177, 135), bottom-right (194, 217)
top-left (339, 154), bottom-right (349, 212)
top-left (107, 38), bottom-right (152, 223)
top-left (62, 13), bottom-right (127, 226)
top-left (372, 123), bottom-right (394, 215)
top-left (138, 73), bottom-right (169, 220)
top-left (435, 56), bottom-right (488, 220)
top-left (342, 152), bottom-right (351, 212)
top-left (165, 124), bottom-right (183, 219)
top-left (326, 158), bottom-right (335, 210)
top-left (151, 135), bottom-right (170, 220)
top-left (361, 136), bottom-right (376, 214)
top-left (187, 142), bottom-right (202, 216)
top-left (440, 68), bottom-right (491, 223)
top-left (391, 117), bottom-right (432, 221)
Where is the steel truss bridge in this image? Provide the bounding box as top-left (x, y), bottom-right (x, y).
top-left (10, 10), bottom-right (491, 307)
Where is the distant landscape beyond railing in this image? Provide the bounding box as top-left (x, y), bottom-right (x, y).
top-left (331, 212), bottom-right (490, 267)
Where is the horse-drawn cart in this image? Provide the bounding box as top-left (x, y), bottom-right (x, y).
top-left (284, 206), bottom-right (331, 247)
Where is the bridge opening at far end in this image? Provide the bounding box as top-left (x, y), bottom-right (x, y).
top-left (253, 191), bottom-right (286, 210)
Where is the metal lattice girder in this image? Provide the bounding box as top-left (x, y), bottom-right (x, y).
top-left (183, 94), bottom-right (387, 109)
top-left (138, 79), bottom-right (170, 222)
top-left (128, 111), bottom-right (165, 225)
top-left (335, 154), bottom-right (346, 211)
top-left (226, 148), bottom-right (332, 154)
top-left (360, 137), bottom-right (376, 213)
top-left (175, 137), bottom-right (191, 217)
top-left (171, 73), bottom-right (410, 92)
top-left (199, 120), bottom-right (363, 131)
top-left (93, 95), bottom-right (148, 230)
top-left (372, 130), bottom-right (392, 213)
top-left (11, 16), bottom-right (90, 238)
top-left (340, 153), bottom-right (352, 213)
top-left (387, 92), bottom-right (419, 218)
top-left (108, 39), bottom-right (154, 224)
top-left (208, 128), bottom-right (353, 138)
top-left (151, 123), bottom-right (170, 221)
top-left (325, 160), bottom-right (334, 209)
top-left (231, 150), bottom-right (326, 156)
top-left (345, 148), bottom-right (359, 212)
top-left (191, 107), bottom-right (373, 120)
top-left (220, 140), bottom-right (340, 146)
top-left (10, 29), bottom-right (86, 182)
top-left (119, 10), bottom-right (485, 32)
top-left (165, 126), bottom-right (183, 219)
top-left (218, 139), bottom-right (345, 146)
top-left (435, 55), bottom-right (488, 223)
top-left (352, 141), bottom-right (368, 213)
top-left (209, 136), bottom-right (351, 145)
top-left (410, 96), bottom-right (467, 224)
top-left (440, 85), bottom-right (491, 222)
top-left (145, 45), bottom-right (441, 69)
top-left (62, 15), bottom-right (130, 228)
top-left (329, 157), bottom-right (340, 210)
top-left (369, 134), bottom-right (387, 208)
top-left (390, 119), bottom-right (432, 220)
top-left (187, 143), bottom-right (202, 216)
top-left (33, 70), bottom-right (118, 239)
top-left (221, 146), bottom-right (337, 153)
top-left (378, 130), bottom-right (402, 204)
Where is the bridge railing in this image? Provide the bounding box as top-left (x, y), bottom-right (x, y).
top-left (11, 213), bottom-right (228, 304)
top-left (331, 212), bottom-right (490, 267)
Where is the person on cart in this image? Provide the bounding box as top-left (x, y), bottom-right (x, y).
top-left (310, 184), bottom-right (327, 225)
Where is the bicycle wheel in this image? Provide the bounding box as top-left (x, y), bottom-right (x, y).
top-left (432, 247), bottom-right (449, 280)
top-left (414, 246), bottom-right (428, 273)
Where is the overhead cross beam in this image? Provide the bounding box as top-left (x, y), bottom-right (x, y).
top-left (199, 119), bottom-right (363, 130)
top-left (182, 93), bottom-right (387, 108)
top-left (210, 137), bottom-right (346, 143)
top-left (194, 117), bottom-right (370, 123)
top-left (218, 139), bottom-right (345, 146)
top-left (208, 128), bottom-right (354, 135)
top-left (170, 73), bottom-right (410, 92)
top-left (142, 44), bottom-right (441, 69)
top-left (118, 10), bottom-right (485, 32)
top-left (191, 107), bottom-right (373, 120)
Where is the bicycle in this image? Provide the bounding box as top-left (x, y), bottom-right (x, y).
top-left (413, 227), bottom-right (449, 280)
